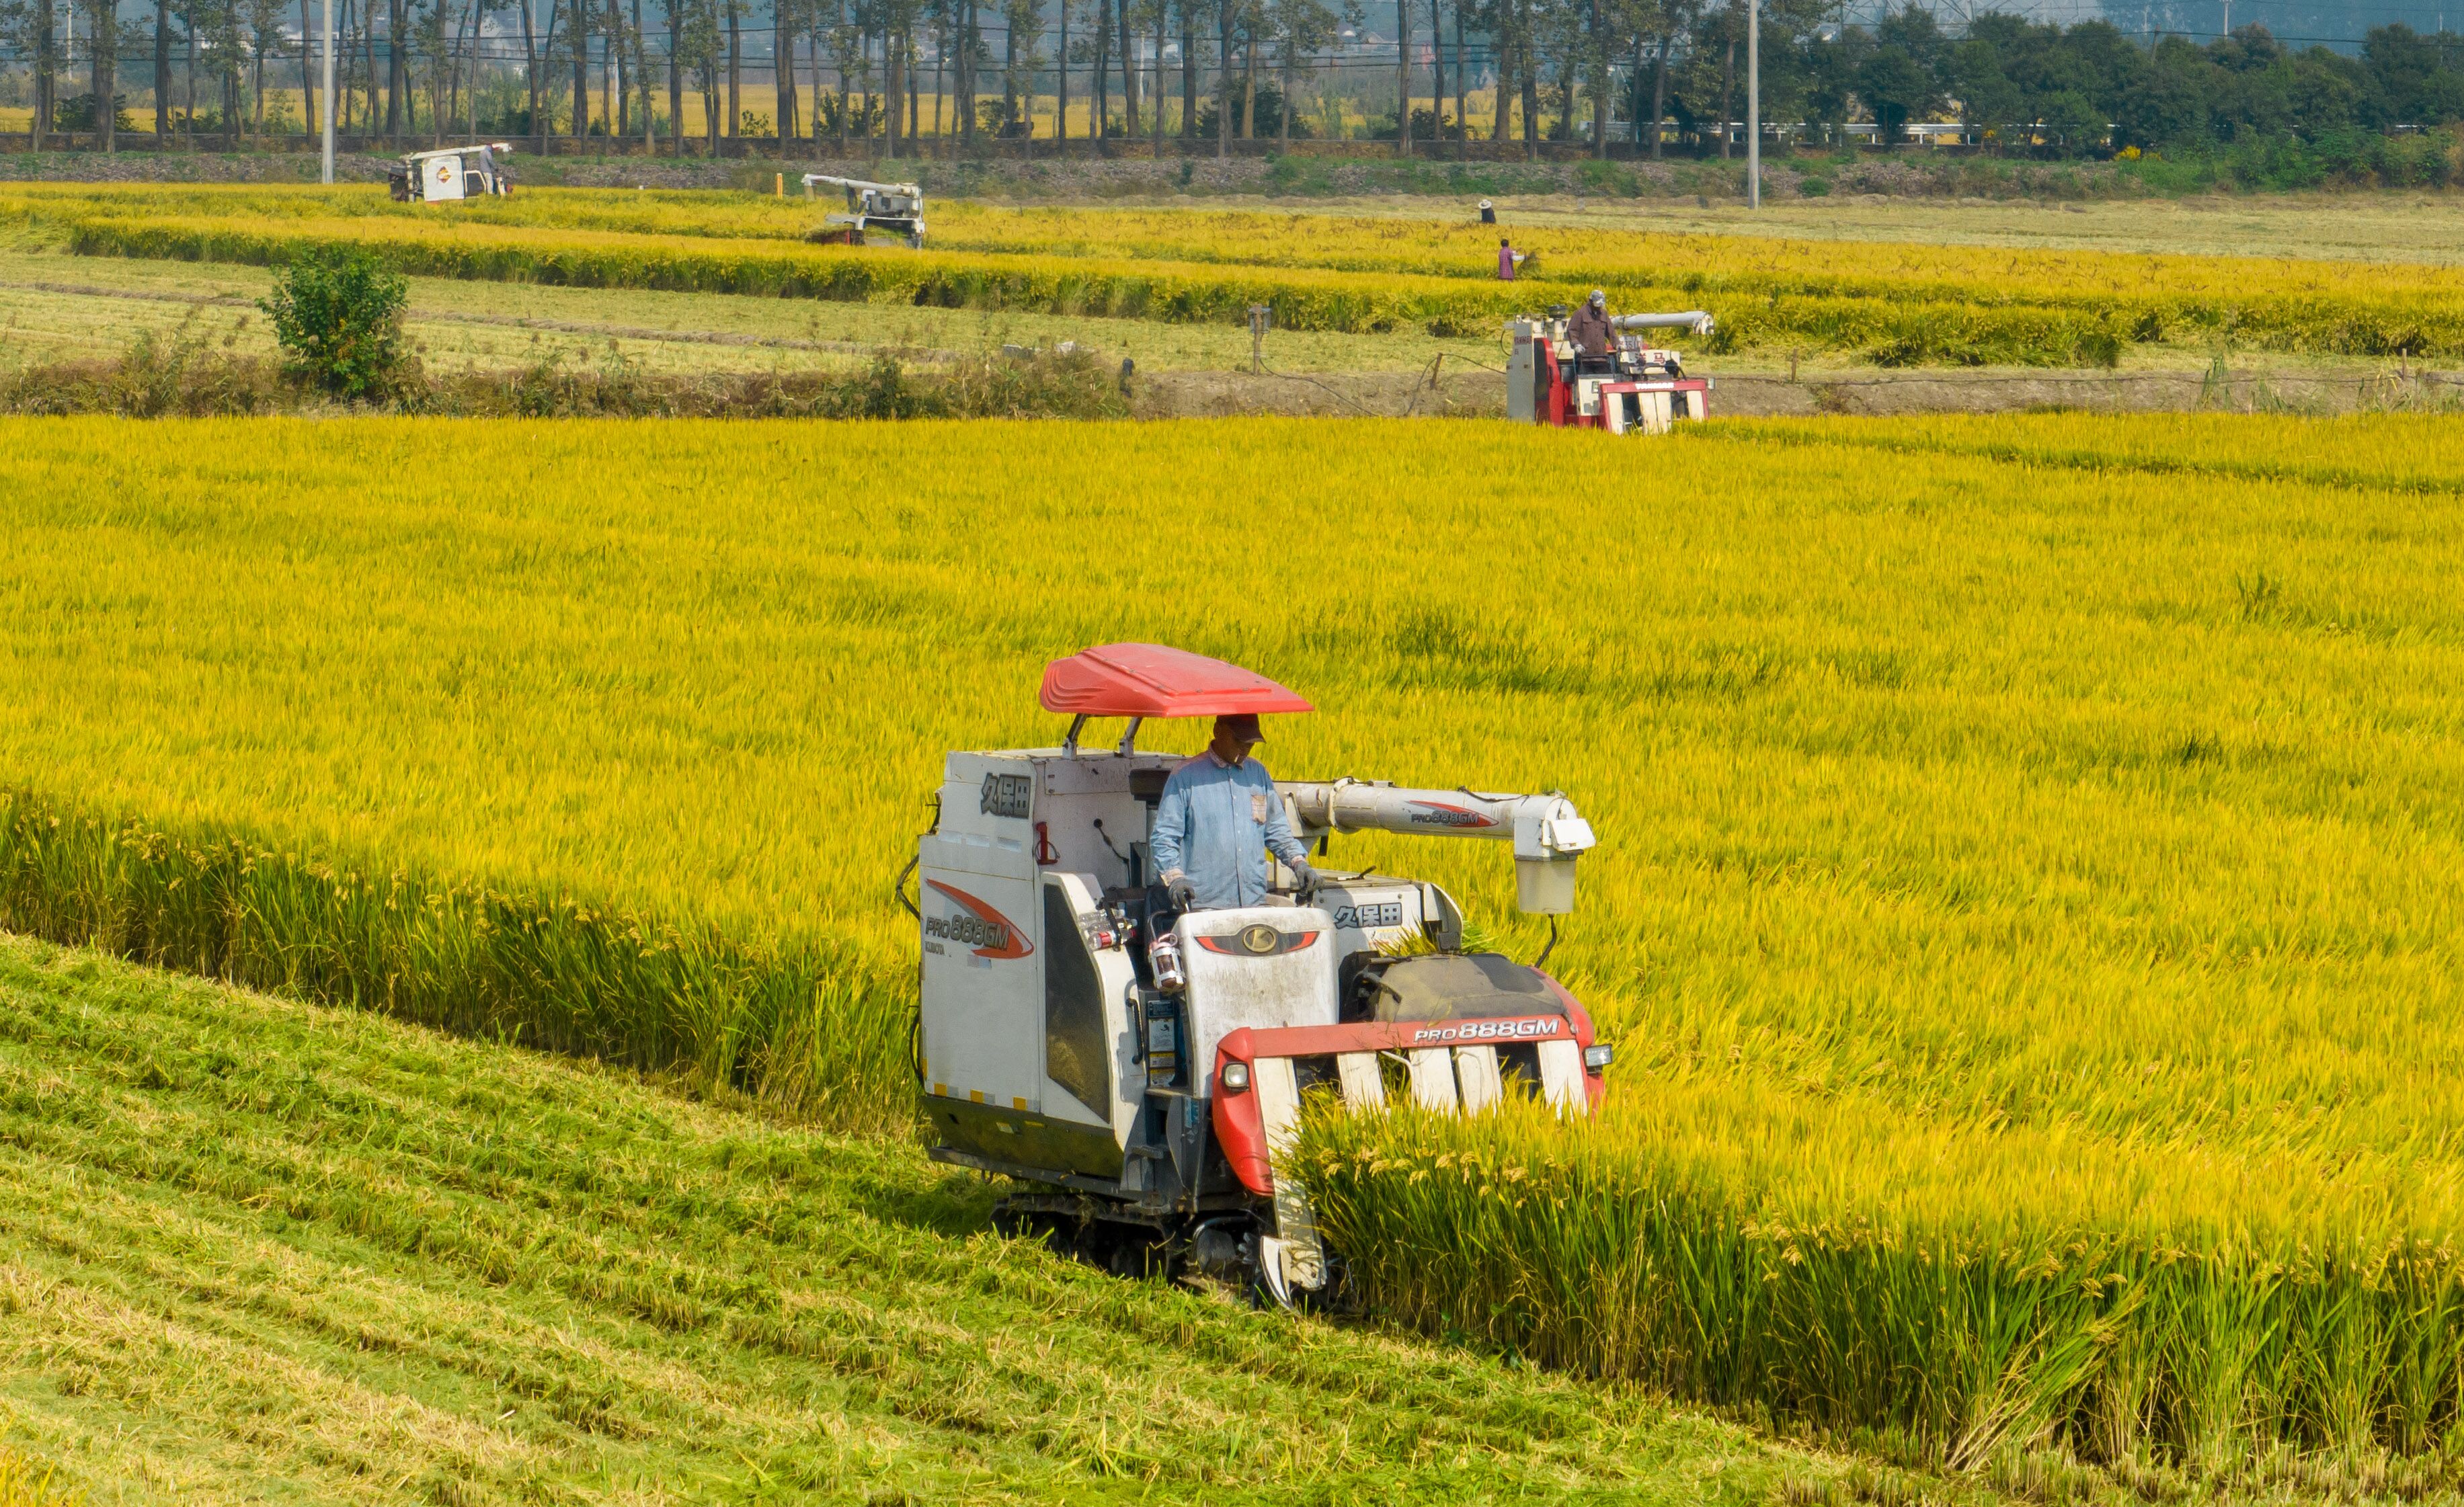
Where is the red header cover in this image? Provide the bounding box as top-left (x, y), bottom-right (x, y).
top-left (1038, 643), bottom-right (1313, 719)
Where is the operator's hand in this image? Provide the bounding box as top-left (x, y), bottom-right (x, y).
top-left (1289, 860), bottom-right (1322, 894)
top-left (1164, 872), bottom-right (1196, 911)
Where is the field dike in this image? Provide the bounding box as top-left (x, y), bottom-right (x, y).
top-left (0, 787), bottom-right (912, 1133)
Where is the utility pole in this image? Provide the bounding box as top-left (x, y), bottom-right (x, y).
top-left (322, 0), bottom-right (338, 181)
top-left (1745, 0), bottom-right (1758, 207)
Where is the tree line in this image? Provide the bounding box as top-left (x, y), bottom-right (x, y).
top-left (6, 0), bottom-right (2464, 160)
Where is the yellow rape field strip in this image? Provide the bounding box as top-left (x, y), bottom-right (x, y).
top-left (16, 181), bottom-right (2459, 364)
top-left (6, 411), bottom-right (2464, 1477)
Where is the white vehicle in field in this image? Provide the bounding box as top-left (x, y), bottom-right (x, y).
top-left (910, 642), bottom-right (1612, 1305)
top-left (801, 175), bottom-right (926, 247)
top-left (389, 143), bottom-right (514, 204)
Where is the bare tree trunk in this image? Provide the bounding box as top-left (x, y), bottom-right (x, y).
top-left (91, 0), bottom-right (116, 153)
top-left (961, 0), bottom-right (978, 144)
top-left (1717, 30), bottom-right (1732, 159)
top-left (1490, 36), bottom-right (1509, 140)
top-left (831, 0), bottom-right (847, 151)
top-left (1276, 24), bottom-right (1289, 151)
top-left (1238, 23), bottom-right (1251, 138)
top-left (666, 0), bottom-right (682, 152)
top-left (1056, 0), bottom-right (1068, 147)
top-left (1115, 0), bottom-right (1134, 145)
top-left (303, 0), bottom-right (321, 142)
top-left (384, 0), bottom-right (402, 136)
top-left (777, 0), bottom-right (797, 142)
top-left (157, 0), bottom-right (173, 138)
top-left (32, 0), bottom-right (52, 151)
top-left (1517, 26), bottom-right (1536, 160)
top-left (633, 0), bottom-right (651, 146)
top-left (725, 0), bottom-right (740, 139)
top-left (811, 10), bottom-right (828, 145)
top-left (1452, 0), bottom-right (1464, 156)
top-left (524, 0), bottom-right (541, 144)
top-left (1392, 0), bottom-right (1406, 155)
top-left (1212, 0), bottom-right (1227, 158)
top-left (1648, 30), bottom-right (1666, 158)
top-left (610, 0), bottom-right (627, 137)
top-left (885, 24), bottom-right (900, 155)
top-left (571, 0), bottom-right (587, 139)
top-left (1588, 0), bottom-right (1604, 156)
top-left (1092, 0), bottom-right (1108, 147)
top-left (1179, 0), bottom-right (1193, 140)
top-left (445, 0), bottom-right (471, 134)
top-left (598, 1), bottom-right (612, 138)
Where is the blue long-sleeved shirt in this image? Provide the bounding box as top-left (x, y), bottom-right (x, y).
top-left (1148, 751), bottom-right (1306, 909)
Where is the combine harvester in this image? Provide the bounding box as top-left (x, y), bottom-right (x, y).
top-left (801, 175), bottom-right (927, 247)
top-left (910, 644), bottom-right (1611, 1305)
top-left (1509, 308), bottom-right (1716, 434)
top-left (387, 143), bottom-right (515, 202)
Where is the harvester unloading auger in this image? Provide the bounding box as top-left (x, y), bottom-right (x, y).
top-left (909, 644), bottom-right (1611, 1305)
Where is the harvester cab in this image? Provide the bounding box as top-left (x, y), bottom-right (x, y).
top-left (912, 644), bottom-right (1611, 1306)
top-left (388, 142), bottom-right (514, 203)
top-left (801, 175), bottom-right (926, 247)
top-left (1509, 308), bottom-right (1716, 434)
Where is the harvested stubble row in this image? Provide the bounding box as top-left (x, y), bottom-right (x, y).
top-left (10, 184), bottom-right (2458, 361)
top-left (0, 935), bottom-right (1792, 1504)
top-left (4, 413), bottom-right (2464, 1475)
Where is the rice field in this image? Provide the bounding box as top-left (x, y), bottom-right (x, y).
top-left (5, 409), bottom-right (2464, 1481)
top-left (14, 182), bottom-right (2464, 362)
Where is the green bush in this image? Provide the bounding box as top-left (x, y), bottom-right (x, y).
top-left (257, 243), bottom-right (411, 399)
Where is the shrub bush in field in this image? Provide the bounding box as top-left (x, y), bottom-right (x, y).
top-left (257, 242), bottom-right (411, 398)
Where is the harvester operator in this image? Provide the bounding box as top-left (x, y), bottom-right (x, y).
top-left (1569, 288), bottom-right (1614, 358)
top-left (1150, 712), bottom-right (1320, 910)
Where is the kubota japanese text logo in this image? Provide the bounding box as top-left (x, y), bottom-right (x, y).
top-left (923, 881), bottom-right (1033, 960)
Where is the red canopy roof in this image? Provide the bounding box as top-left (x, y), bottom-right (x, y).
top-left (1039, 643), bottom-right (1313, 720)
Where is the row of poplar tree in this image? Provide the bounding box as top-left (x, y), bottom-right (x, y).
top-left (11, 0), bottom-right (2464, 159)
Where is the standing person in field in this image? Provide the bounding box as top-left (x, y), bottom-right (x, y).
top-left (1150, 712), bottom-right (1319, 911)
top-left (1569, 288), bottom-right (1613, 356)
top-left (1497, 237), bottom-right (1523, 280)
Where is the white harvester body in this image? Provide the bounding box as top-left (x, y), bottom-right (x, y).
top-left (913, 643), bottom-right (1612, 1303)
top-left (389, 143), bottom-right (514, 203)
top-left (802, 175), bottom-right (926, 247)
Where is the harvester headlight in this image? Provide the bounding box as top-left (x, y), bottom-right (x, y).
top-left (1220, 1062), bottom-right (1251, 1094)
top-left (1583, 1044), bottom-right (1615, 1072)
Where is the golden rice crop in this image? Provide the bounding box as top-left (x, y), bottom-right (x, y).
top-left (4, 410), bottom-right (2464, 1469)
top-left (9, 184), bottom-right (2456, 360)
